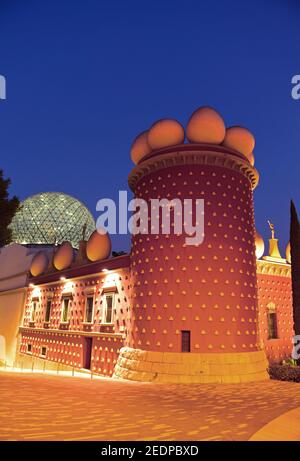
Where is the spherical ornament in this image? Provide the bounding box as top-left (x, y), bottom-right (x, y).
top-left (148, 119), bottom-right (185, 150)
top-left (186, 106), bottom-right (226, 144)
top-left (286, 242), bottom-right (291, 264)
top-left (130, 130), bottom-right (152, 165)
top-left (86, 229), bottom-right (111, 262)
top-left (248, 152), bottom-right (255, 166)
top-left (255, 231), bottom-right (264, 259)
top-left (30, 251), bottom-right (49, 277)
top-left (223, 126), bottom-right (255, 160)
top-left (53, 242), bottom-right (74, 270)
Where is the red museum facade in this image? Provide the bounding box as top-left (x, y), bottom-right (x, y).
top-left (17, 107), bottom-right (294, 383)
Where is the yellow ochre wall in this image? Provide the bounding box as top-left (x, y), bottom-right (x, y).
top-left (0, 288), bottom-right (26, 365)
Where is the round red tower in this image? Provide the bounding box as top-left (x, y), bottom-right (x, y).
top-left (114, 108), bottom-right (268, 383)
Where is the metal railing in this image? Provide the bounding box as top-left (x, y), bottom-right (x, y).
top-left (1, 359), bottom-right (98, 380)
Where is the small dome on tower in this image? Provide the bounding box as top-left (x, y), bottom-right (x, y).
top-left (255, 231), bottom-right (265, 259)
top-left (53, 241), bottom-right (74, 271)
top-left (86, 229), bottom-right (111, 262)
top-left (286, 242), bottom-right (291, 264)
top-left (130, 130), bottom-right (152, 165)
top-left (186, 106), bottom-right (226, 144)
top-left (30, 251), bottom-right (49, 277)
top-left (223, 126), bottom-right (255, 161)
top-left (147, 119), bottom-right (185, 150)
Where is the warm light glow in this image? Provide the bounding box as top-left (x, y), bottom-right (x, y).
top-left (60, 276), bottom-right (66, 281)
top-left (286, 242), bottom-right (291, 264)
top-left (62, 281), bottom-right (73, 293)
top-left (103, 272), bottom-right (117, 287)
top-left (32, 286), bottom-right (41, 298)
top-left (255, 231), bottom-right (265, 259)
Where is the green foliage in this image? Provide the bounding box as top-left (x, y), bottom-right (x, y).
top-left (0, 169), bottom-right (19, 247)
top-left (112, 251), bottom-right (127, 257)
top-left (282, 358), bottom-right (297, 367)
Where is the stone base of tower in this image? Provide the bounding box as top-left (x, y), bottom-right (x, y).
top-left (113, 347), bottom-right (269, 384)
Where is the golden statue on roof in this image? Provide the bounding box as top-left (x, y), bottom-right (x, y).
top-left (267, 220), bottom-right (275, 239)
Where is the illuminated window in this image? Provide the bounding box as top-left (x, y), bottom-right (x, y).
top-left (30, 300), bottom-right (38, 322)
top-left (102, 294), bottom-right (114, 324)
top-left (181, 330), bottom-right (191, 352)
top-left (61, 298), bottom-right (70, 323)
top-left (267, 312), bottom-right (278, 339)
top-left (85, 296), bottom-right (94, 323)
top-left (45, 299), bottom-right (52, 323)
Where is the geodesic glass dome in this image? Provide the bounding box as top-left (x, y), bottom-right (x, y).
top-left (9, 192), bottom-right (96, 249)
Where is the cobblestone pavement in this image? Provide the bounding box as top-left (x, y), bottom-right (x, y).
top-left (1, 371), bottom-right (300, 441)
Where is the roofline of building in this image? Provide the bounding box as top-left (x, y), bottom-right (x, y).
top-left (29, 253), bottom-right (130, 286)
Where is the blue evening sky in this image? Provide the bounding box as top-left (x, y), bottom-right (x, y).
top-left (0, 0), bottom-right (299, 252)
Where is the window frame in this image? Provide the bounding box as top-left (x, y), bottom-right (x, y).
top-left (40, 346), bottom-right (47, 358)
top-left (84, 295), bottom-right (95, 324)
top-left (61, 297), bottom-right (71, 324)
top-left (30, 299), bottom-right (39, 323)
top-left (102, 293), bottom-right (115, 324)
top-left (181, 330), bottom-right (191, 352)
top-left (267, 311), bottom-right (278, 340)
top-left (44, 298), bottom-right (52, 323)
top-left (27, 344), bottom-right (32, 354)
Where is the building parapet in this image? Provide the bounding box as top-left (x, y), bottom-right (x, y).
top-left (256, 259), bottom-right (291, 277)
top-left (19, 326), bottom-right (125, 339)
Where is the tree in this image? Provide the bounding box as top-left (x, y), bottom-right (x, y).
top-left (290, 200), bottom-right (300, 363)
top-left (0, 169), bottom-right (20, 247)
top-left (112, 251), bottom-right (127, 257)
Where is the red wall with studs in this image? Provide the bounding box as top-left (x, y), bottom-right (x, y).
top-left (257, 272), bottom-right (294, 362)
top-left (20, 268), bottom-right (131, 377)
top-left (129, 162), bottom-right (259, 354)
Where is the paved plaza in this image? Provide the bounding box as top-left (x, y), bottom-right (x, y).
top-left (1, 371), bottom-right (300, 441)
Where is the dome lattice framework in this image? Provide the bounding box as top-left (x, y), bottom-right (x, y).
top-left (10, 192), bottom-right (95, 249)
